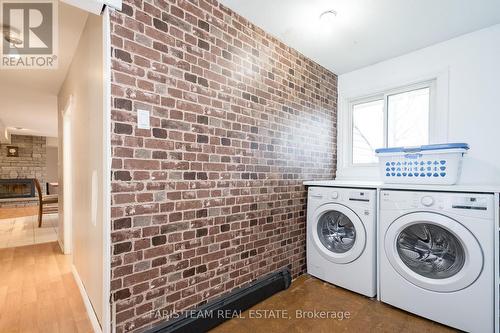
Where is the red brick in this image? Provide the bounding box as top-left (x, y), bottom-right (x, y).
top-left (110, 0), bottom-right (337, 331)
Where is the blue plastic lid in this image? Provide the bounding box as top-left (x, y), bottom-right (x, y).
top-left (375, 143), bottom-right (469, 154)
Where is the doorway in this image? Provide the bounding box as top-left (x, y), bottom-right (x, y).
top-left (0, 1), bottom-right (114, 332)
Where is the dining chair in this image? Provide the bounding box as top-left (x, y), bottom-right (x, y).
top-left (33, 179), bottom-right (58, 227)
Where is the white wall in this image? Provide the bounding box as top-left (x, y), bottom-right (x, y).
top-left (46, 145), bottom-right (59, 184)
top-left (46, 137), bottom-right (58, 185)
top-left (337, 24), bottom-right (500, 185)
top-left (58, 13), bottom-right (104, 324)
top-left (0, 91), bottom-right (58, 138)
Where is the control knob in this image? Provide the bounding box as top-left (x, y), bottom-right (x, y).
top-left (421, 196), bottom-right (434, 207)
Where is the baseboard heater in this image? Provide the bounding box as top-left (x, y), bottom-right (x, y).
top-left (145, 268), bottom-right (292, 333)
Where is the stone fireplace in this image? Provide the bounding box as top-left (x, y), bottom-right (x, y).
top-left (0, 135), bottom-right (47, 192)
top-left (0, 135), bottom-right (47, 207)
top-left (0, 179), bottom-right (35, 199)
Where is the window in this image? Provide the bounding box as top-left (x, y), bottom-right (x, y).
top-left (352, 100), bottom-right (384, 164)
top-left (387, 87), bottom-right (430, 147)
top-left (350, 81), bottom-right (434, 165)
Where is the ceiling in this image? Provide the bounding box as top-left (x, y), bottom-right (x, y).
top-left (219, 0), bottom-right (500, 74)
top-left (0, 2), bottom-right (88, 139)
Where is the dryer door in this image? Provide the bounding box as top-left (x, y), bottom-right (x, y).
top-left (311, 203), bottom-right (366, 264)
top-left (384, 212), bottom-right (483, 292)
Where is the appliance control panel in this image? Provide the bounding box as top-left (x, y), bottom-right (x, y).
top-left (451, 196), bottom-right (489, 211)
top-left (348, 191), bottom-right (371, 202)
top-left (381, 190), bottom-right (494, 218)
top-left (308, 187), bottom-right (376, 206)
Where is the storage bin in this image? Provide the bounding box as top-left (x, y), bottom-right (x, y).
top-left (375, 143), bottom-right (469, 185)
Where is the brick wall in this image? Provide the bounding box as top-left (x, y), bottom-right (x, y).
top-left (0, 135), bottom-right (47, 206)
top-left (110, 0), bottom-right (337, 331)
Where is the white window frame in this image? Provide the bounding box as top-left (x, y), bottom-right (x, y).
top-left (337, 71), bottom-right (449, 181)
top-left (348, 80), bottom-right (436, 167)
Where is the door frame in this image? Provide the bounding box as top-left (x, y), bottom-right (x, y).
top-left (62, 95), bottom-right (73, 255)
top-left (62, 0), bottom-right (122, 14)
top-left (102, 6), bottom-right (112, 333)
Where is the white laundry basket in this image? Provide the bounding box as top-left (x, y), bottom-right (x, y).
top-left (375, 143), bottom-right (469, 185)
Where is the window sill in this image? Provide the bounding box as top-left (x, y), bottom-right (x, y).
top-left (336, 165), bottom-right (381, 181)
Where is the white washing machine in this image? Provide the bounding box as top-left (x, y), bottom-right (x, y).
top-left (379, 190), bottom-right (495, 332)
top-left (307, 187), bottom-right (377, 297)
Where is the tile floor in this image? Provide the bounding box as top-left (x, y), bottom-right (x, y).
top-left (0, 213), bottom-right (58, 249)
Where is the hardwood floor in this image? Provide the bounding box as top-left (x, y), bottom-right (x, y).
top-left (212, 275), bottom-right (456, 333)
top-left (0, 206), bottom-right (38, 220)
top-left (0, 242), bottom-right (93, 332)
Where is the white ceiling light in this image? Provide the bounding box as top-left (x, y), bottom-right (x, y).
top-left (320, 9), bottom-right (337, 24)
top-left (319, 9), bottom-right (338, 32)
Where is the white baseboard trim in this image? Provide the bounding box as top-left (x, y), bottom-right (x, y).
top-left (72, 265), bottom-right (102, 333)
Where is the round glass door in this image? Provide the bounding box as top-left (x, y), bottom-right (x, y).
top-left (384, 212), bottom-right (483, 292)
top-left (310, 203), bottom-right (366, 264)
top-left (397, 223), bottom-right (465, 279)
top-left (317, 211), bottom-right (356, 254)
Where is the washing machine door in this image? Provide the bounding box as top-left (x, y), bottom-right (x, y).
top-left (311, 203), bottom-right (366, 264)
top-left (384, 212), bottom-right (483, 292)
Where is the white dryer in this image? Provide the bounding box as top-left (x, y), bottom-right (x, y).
top-left (307, 187), bottom-right (377, 297)
top-left (379, 190), bottom-right (494, 332)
